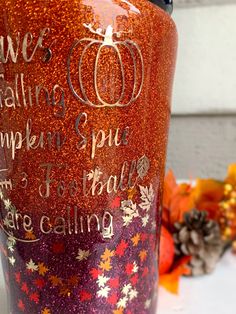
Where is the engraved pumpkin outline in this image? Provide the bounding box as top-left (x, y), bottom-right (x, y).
top-left (67, 23), bottom-right (144, 108)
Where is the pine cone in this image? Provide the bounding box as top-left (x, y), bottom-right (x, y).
top-left (173, 209), bottom-right (223, 276)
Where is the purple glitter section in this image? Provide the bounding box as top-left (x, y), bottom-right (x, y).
top-left (0, 192), bottom-right (160, 314)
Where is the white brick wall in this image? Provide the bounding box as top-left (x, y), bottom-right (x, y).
top-left (172, 4), bottom-right (236, 114)
top-left (167, 115), bottom-right (236, 178)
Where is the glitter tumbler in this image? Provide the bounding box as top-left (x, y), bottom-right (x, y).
top-left (0, 0), bottom-right (177, 313)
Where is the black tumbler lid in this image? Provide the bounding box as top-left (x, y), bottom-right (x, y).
top-left (149, 0), bottom-right (173, 15)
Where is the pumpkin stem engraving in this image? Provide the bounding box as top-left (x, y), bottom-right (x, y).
top-left (83, 23), bottom-right (131, 46)
top-left (83, 23), bottom-right (105, 38)
top-left (104, 25), bottom-right (114, 46)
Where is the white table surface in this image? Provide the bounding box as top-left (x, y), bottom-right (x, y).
top-left (0, 251), bottom-right (236, 313)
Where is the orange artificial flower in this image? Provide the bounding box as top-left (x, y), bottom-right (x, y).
top-left (160, 165), bottom-right (236, 295)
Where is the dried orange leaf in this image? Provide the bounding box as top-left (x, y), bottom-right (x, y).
top-left (170, 183), bottom-right (195, 224)
top-left (159, 256), bottom-right (191, 294)
top-left (163, 170), bottom-right (178, 209)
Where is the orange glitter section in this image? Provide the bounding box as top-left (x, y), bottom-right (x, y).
top-left (0, 0), bottom-right (177, 216)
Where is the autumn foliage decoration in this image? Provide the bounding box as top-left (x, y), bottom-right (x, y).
top-left (159, 164), bottom-right (236, 294)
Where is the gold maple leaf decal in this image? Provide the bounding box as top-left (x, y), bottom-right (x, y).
top-left (113, 307), bottom-right (124, 314)
top-left (59, 285), bottom-right (71, 297)
top-left (41, 308), bottom-right (51, 314)
top-left (67, 275), bottom-right (79, 286)
top-left (49, 275), bottom-right (63, 287)
top-left (131, 233), bottom-right (140, 246)
top-left (139, 249), bottom-right (148, 262)
top-left (128, 187), bottom-right (136, 200)
top-left (38, 262), bottom-right (49, 276)
top-left (25, 231), bottom-right (36, 240)
top-left (101, 248), bottom-right (114, 261)
top-left (99, 258), bottom-right (112, 272)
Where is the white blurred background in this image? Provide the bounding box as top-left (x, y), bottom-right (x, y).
top-left (167, 0), bottom-right (236, 178)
